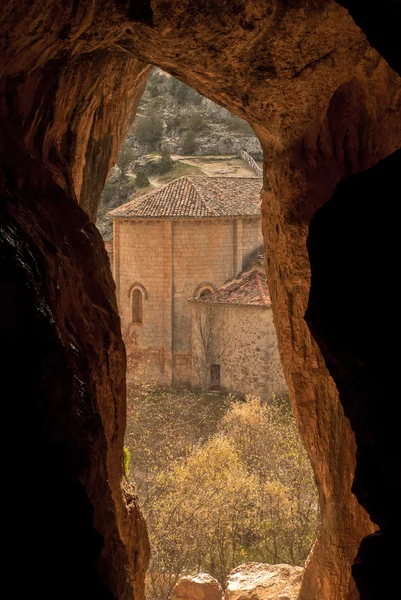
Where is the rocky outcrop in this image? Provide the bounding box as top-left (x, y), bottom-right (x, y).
top-left (306, 146), bottom-right (401, 600)
top-left (173, 574), bottom-right (223, 600)
top-left (0, 131), bottom-right (149, 599)
top-left (1, 2), bottom-right (400, 599)
top-left (127, 71), bottom-right (261, 157)
top-left (225, 563), bottom-right (303, 600)
top-left (257, 56), bottom-right (401, 596)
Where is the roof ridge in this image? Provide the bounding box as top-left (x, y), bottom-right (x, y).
top-left (108, 175), bottom-right (262, 219)
top-left (187, 176), bottom-right (220, 217)
top-left (212, 267), bottom-right (257, 292)
top-left (255, 271), bottom-right (267, 303)
top-left (192, 176), bottom-right (236, 217)
top-left (108, 176), bottom-right (190, 216)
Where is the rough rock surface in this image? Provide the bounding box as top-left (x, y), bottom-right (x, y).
top-left (129, 70), bottom-right (261, 157)
top-left (173, 574), bottom-right (223, 600)
top-left (1, 1), bottom-right (400, 599)
top-left (0, 134), bottom-right (149, 599)
top-left (225, 563), bottom-right (303, 600)
top-left (306, 147), bottom-right (401, 600)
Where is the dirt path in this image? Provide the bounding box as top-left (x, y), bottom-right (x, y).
top-left (171, 154), bottom-right (258, 177)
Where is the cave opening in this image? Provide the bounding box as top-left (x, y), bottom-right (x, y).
top-left (101, 68), bottom-right (319, 598)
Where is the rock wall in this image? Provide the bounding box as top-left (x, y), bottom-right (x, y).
top-left (257, 57), bottom-right (401, 597)
top-left (1, 1), bottom-right (400, 599)
top-left (306, 147), bottom-right (401, 599)
top-left (0, 131), bottom-right (149, 599)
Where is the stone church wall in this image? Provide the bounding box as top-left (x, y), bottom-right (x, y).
top-left (113, 218), bottom-right (173, 384)
top-left (113, 216), bottom-right (263, 385)
top-left (191, 302), bottom-right (286, 400)
top-left (171, 219), bottom-right (237, 383)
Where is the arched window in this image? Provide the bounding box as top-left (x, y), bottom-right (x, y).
top-left (132, 289), bottom-right (143, 324)
top-left (194, 282), bottom-right (216, 298)
top-left (128, 283), bottom-right (147, 324)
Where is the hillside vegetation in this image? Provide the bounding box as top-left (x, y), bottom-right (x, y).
top-left (97, 69), bottom-right (262, 238)
top-left (129, 69), bottom-right (260, 157)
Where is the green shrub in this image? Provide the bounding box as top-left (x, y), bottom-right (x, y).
top-left (182, 130), bottom-right (197, 155)
top-left (148, 84), bottom-right (160, 98)
top-left (158, 149), bottom-right (174, 174)
top-left (117, 141), bottom-right (135, 178)
top-left (145, 69), bottom-right (167, 98)
top-left (101, 182), bottom-right (114, 203)
top-left (168, 76), bottom-right (179, 97)
top-left (165, 115), bottom-right (181, 133)
top-left (175, 81), bottom-right (190, 105)
top-left (135, 169), bottom-right (150, 188)
top-left (123, 446), bottom-right (131, 478)
top-left (226, 114), bottom-right (253, 135)
top-left (168, 78), bottom-right (203, 106)
top-left (186, 112), bottom-right (206, 132)
top-left (135, 114), bottom-right (163, 147)
top-left (188, 88), bottom-right (203, 106)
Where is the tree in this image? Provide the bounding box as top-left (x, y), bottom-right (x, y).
top-left (125, 381), bottom-right (230, 514)
top-left (146, 70), bottom-right (166, 98)
top-left (135, 169), bottom-right (150, 188)
top-left (125, 385), bottom-right (319, 600)
top-left (165, 115), bottom-right (182, 134)
top-left (144, 398), bottom-right (319, 598)
top-left (149, 83), bottom-right (160, 98)
top-left (186, 112), bottom-right (206, 133)
top-left (168, 76), bottom-right (179, 98)
top-left (221, 397), bottom-right (319, 565)
top-left (191, 303), bottom-right (226, 391)
top-left (226, 114), bottom-right (254, 135)
top-left (170, 78), bottom-right (203, 106)
top-left (188, 87), bottom-right (203, 106)
top-left (117, 141), bottom-right (135, 178)
top-left (135, 114), bottom-right (163, 148)
top-left (175, 80), bottom-right (190, 105)
top-left (149, 437), bottom-right (260, 595)
top-left (158, 148), bottom-right (174, 174)
top-left (182, 130), bottom-right (197, 155)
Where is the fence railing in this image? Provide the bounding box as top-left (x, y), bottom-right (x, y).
top-left (240, 150), bottom-right (263, 177)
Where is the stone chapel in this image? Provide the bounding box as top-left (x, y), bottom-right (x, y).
top-left (109, 175), bottom-right (285, 398)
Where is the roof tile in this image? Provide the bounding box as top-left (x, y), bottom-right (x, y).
top-left (108, 176), bottom-right (262, 219)
top-left (192, 267), bottom-right (271, 307)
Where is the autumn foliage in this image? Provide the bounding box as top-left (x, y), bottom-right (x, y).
top-left (125, 386), bottom-right (318, 600)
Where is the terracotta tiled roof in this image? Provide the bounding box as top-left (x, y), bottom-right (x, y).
top-left (108, 176), bottom-right (262, 219)
top-left (192, 267), bottom-right (271, 307)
